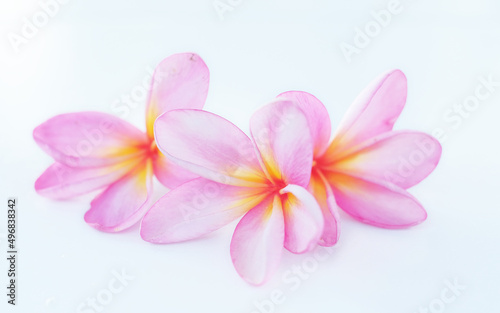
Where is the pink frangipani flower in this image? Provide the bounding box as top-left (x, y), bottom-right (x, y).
top-left (140, 100), bottom-right (323, 285)
top-left (33, 53), bottom-right (209, 232)
top-left (276, 70), bottom-right (442, 247)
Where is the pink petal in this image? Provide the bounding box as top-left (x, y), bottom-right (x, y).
top-left (154, 110), bottom-right (268, 187)
top-left (152, 152), bottom-right (199, 189)
top-left (230, 195), bottom-right (284, 286)
top-left (34, 112), bottom-right (149, 167)
top-left (277, 91), bottom-right (332, 157)
top-left (250, 100), bottom-right (313, 187)
top-left (329, 131), bottom-right (442, 189)
top-left (84, 160), bottom-right (153, 232)
top-left (324, 70), bottom-right (407, 159)
top-left (281, 184), bottom-right (324, 254)
top-left (145, 53), bottom-right (210, 137)
top-left (140, 178), bottom-right (268, 243)
top-left (309, 169), bottom-right (340, 247)
top-left (35, 159), bottom-right (140, 200)
top-left (326, 171), bottom-right (427, 228)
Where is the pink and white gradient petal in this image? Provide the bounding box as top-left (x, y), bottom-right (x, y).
top-left (249, 100), bottom-right (313, 187)
top-left (326, 171), bottom-right (427, 229)
top-left (35, 159), bottom-right (140, 200)
top-left (84, 160), bottom-right (154, 232)
top-left (309, 170), bottom-right (340, 247)
top-left (325, 70), bottom-right (407, 157)
top-left (329, 131), bottom-right (442, 189)
top-left (145, 53), bottom-right (210, 137)
top-left (281, 184), bottom-right (324, 254)
top-left (154, 109), bottom-right (268, 187)
top-left (152, 152), bottom-right (199, 189)
top-left (230, 195), bottom-right (284, 286)
top-left (141, 177), bottom-right (268, 243)
top-left (33, 112), bottom-right (149, 168)
top-left (277, 91), bottom-right (332, 157)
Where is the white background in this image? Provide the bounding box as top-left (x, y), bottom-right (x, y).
top-left (1, 0), bottom-right (500, 312)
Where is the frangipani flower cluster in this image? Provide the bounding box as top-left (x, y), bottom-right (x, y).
top-left (34, 54), bottom-right (441, 285)
top-left (141, 101), bottom-right (324, 285)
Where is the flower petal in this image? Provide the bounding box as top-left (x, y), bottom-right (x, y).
top-left (84, 160), bottom-right (153, 232)
top-left (326, 171), bottom-right (427, 228)
top-left (281, 184), bottom-right (324, 254)
top-left (146, 53), bottom-right (210, 137)
top-left (277, 91), bottom-right (331, 157)
top-left (154, 110), bottom-right (268, 187)
top-left (140, 178), bottom-right (268, 243)
top-left (309, 169), bottom-right (340, 247)
top-left (230, 195), bottom-right (284, 286)
top-left (329, 131), bottom-right (442, 189)
top-left (250, 100), bottom-right (313, 187)
top-left (152, 152), bottom-right (199, 189)
top-left (323, 70), bottom-right (407, 160)
top-left (34, 112), bottom-right (148, 167)
top-left (35, 158), bottom-right (141, 200)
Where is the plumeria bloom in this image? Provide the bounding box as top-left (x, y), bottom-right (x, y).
top-left (141, 100), bottom-right (324, 285)
top-left (276, 70), bottom-right (442, 246)
top-left (33, 53), bottom-right (209, 232)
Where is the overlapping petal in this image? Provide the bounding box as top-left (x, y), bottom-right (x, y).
top-left (281, 184), bottom-right (324, 254)
top-left (150, 101), bottom-right (323, 285)
top-left (327, 131), bottom-right (442, 189)
top-left (322, 70), bottom-right (407, 162)
top-left (277, 91), bottom-right (331, 157)
top-left (308, 169), bottom-right (340, 247)
top-left (325, 171), bottom-right (427, 228)
top-left (145, 53), bottom-right (210, 137)
top-left (152, 152), bottom-right (199, 189)
top-left (250, 100), bottom-right (313, 187)
top-left (34, 112), bottom-right (149, 168)
top-left (84, 159), bottom-right (154, 232)
top-left (35, 158), bottom-right (141, 200)
top-left (141, 178), bottom-right (269, 243)
top-left (155, 110), bottom-right (268, 187)
top-left (230, 195), bottom-right (284, 286)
